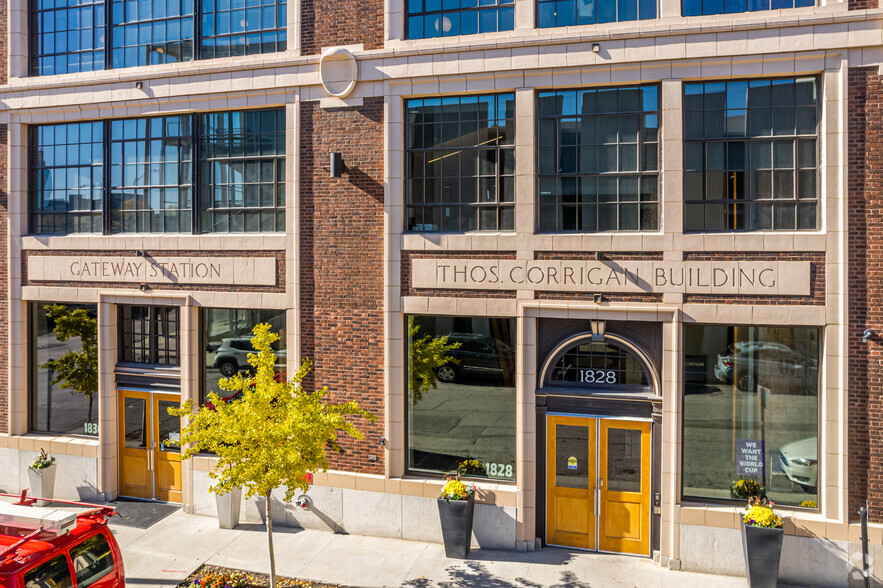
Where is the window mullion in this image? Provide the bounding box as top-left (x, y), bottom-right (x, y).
top-left (103, 121), bottom-right (112, 235)
top-left (192, 114), bottom-right (200, 234)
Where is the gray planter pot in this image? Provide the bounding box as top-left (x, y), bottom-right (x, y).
top-left (27, 463), bottom-right (56, 506)
top-left (740, 519), bottom-right (784, 588)
top-left (215, 486), bottom-right (243, 529)
top-left (437, 495), bottom-right (475, 559)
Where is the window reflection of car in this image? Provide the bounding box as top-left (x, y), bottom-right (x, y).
top-left (713, 342), bottom-right (817, 391)
top-left (212, 337), bottom-right (286, 377)
top-left (436, 333), bottom-right (512, 383)
top-left (778, 436), bottom-right (817, 491)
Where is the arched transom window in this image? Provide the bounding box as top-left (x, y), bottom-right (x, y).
top-left (542, 334), bottom-right (656, 393)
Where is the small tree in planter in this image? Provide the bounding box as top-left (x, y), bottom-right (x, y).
top-left (170, 324), bottom-right (374, 588)
top-left (28, 448), bottom-right (57, 505)
top-left (740, 496), bottom-right (784, 588)
top-left (437, 468), bottom-right (477, 558)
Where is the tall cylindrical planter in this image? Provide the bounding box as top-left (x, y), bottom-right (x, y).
top-left (27, 464), bottom-right (56, 506)
top-left (215, 486), bottom-right (243, 529)
top-left (740, 519), bottom-right (784, 588)
top-left (437, 495), bottom-right (475, 559)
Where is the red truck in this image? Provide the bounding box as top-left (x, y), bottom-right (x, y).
top-left (0, 492), bottom-right (124, 588)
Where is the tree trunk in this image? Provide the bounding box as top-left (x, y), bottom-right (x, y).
top-left (266, 490), bottom-right (276, 588)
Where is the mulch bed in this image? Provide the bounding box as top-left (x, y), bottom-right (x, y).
top-left (179, 564), bottom-right (343, 588)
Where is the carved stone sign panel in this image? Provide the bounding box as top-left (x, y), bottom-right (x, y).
top-left (28, 256), bottom-right (277, 286)
top-left (411, 259), bottom-right (811, 296)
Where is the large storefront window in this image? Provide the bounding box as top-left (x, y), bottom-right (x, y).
top-left (406, 315), bottom-right (516, 481)
top-left (201, 308), bottom-right (286, 402)
top-left (683, 324), bottom-right (819, 507)
top-left (406, 94), bottom-right (515, 232)
top-left (30, 303), bottom-right (99, 437)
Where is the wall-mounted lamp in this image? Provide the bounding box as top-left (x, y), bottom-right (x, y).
top-left (135, 250), bottom-right (145, 257)
top-left (139, 283), bottom-right (149, 292)
top-left (592, 43), bottom-right (601, 53)
top-left (590, 319), bottom-right (606, 341)
top-left (594, 251), bottom-right (603, 261)
top-left (593, 294), bottom-right (603, 304)
top-left (134, 81), bottom-right (143, 90)
top-left (330, 152), bottom-right (345, 178)
top-left (863, 329), bottom-right (876, 343)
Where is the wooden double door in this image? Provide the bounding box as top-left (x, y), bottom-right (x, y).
top-left (118, 390), bottom-right (183, 502)
top-left (546, 415), bottom-right (651, 556)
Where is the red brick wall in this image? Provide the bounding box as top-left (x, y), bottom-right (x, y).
top-left (848, 67), bottom-right (883, 520)
top-left (300, 0), bottom-right (384, 55)
top-left (0, 127), bottom-right (7, 434)
top-left (300, 99), bottom-right (385, 474)
top-left (850, 0), bottom-right (877, 10)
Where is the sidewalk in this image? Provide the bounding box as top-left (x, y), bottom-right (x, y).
top-left (111, 509), bottom-right (753, 588)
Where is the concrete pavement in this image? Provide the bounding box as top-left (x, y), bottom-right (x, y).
top-left (112, 509), bottom-right (754, 588)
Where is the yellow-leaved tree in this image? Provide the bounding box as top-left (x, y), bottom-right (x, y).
top-left (170, 323), bottom-right (374, 588)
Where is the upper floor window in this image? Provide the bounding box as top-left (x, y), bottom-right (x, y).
top-left (683, 77), bottom-right (818, 232)
top-left (537, 85), bottom-right (659, 232)
top-left (31, 0), bottom-right (286, 75)
top-left (406, 94), bottom-right (515, 232)
top-left (407, 0), bottom-right (514, 39)
top-left (539, 0), bottom-right (655, 28)
top-left (684, 0), bottom-right (812, 16)
top-left (30, 108), bottom-right (285, 235)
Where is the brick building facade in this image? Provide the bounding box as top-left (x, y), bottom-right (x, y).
top-left (0, 0), bottom-right (881, 583)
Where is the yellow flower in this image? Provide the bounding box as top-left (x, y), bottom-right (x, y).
top-left (743, 505), bottom-right (782, 528)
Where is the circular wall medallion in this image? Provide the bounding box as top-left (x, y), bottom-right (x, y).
top-left (319, 47), bottom-right (358, 98)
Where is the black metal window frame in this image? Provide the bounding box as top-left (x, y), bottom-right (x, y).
top-left (119, 304), bottom-right (181, 366)
top-left (405, 0), bottom-right (515, 40)
top-left (28, 0), bottom-right (287, 76)
top-left (29, 107), bottom-right (286, 235)
top-left (537, 84), bottom-right (660, 233)
top-left (405, 93), bottom-right (516, 233)
top-left (683, 76), bottom-right (820, 233)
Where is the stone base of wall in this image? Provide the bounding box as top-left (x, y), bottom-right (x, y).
top-left (0, 447), bottom-right (101, 502)
top-left (680, 523), bottom-right (876, 587)
top-left (192, 471), bottom-right (517, 550)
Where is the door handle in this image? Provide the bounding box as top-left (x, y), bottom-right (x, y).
top-left (148, 449), bottom-right (153, 471)
top-left (600, 478), bottom-right (604, 487)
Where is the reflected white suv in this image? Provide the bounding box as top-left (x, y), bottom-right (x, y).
top-left (212, 337), bottom-right (286, 376)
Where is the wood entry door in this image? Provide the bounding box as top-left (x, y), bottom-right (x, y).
top-left (546, 415), bottom-right (651, 556)
top-left (118, 391), bottom-right (182, 502)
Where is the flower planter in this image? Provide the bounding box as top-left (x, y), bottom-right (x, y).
top-left (740, 519), bottom-right (784, 588)
top-left (215, 486), bottom-right (243, 529)
top-left (437, 495), bottom-right (475, 559)
top-left (27, 464), bottom-right (56, 506)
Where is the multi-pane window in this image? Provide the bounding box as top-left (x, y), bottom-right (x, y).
top-left (407, 0), bottom-right (513, 39)
top-left (684, 0), bottom-right (812, 16)
top-left (120, 305), bottom-right (180, 365)
top-left (31, 0), bottom-right (106, 75)
top-left (110, 116), bottom-right (193, 233)
top-left (200, 110), bottom-right (285, 232)
top-left (30, 108), bottom-right (285, 235)
top-left (547, 341), bottom-right (649, 388)
top-left (30, 0), bottom-right (286, 75)
top-left (111, 0), bottom-right (194, 68)
top-left (537, 86), bottom-right (659, 232)
top-left (406, 94), bottom-right (515, 232)
top-left (539, 0), bottom-right (655, 28)
top-left (201, 0), bottom-right (287, 58)
top-left (30, 122), bottom-right (104, 235)
top-left (684, 77), bottom-right (818, 232)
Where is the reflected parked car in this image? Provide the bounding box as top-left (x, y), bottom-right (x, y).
top-left (437, 333), bottom-right (513, 383)
top-left (212, 337), bottom-right (286, 377)
top-left (713, 342), bottom-right (818, 391)
top-left (778, 436), bottom-right (818, 491)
